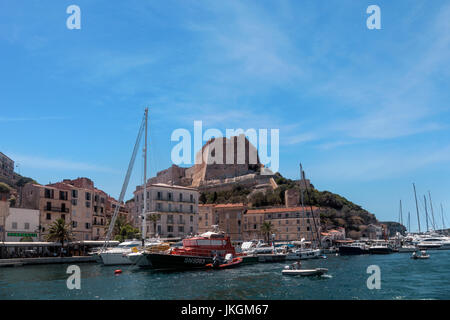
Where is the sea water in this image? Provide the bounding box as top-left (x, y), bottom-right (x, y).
top-left (1, 250), bottom-right (449, 299)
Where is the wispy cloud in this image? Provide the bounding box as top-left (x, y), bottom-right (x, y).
top-left (10, 153), bottom-right (118, 174)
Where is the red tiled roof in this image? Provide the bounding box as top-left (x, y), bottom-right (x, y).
top-left (246, 206), bottom-right (320, 214)
top-left (214, 203), bottom-right (245, 208)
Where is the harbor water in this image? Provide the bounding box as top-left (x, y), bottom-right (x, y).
top-left (1, 250), bottom-right (449, 300)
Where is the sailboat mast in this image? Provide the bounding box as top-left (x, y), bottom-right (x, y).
top-left (424, 195), bottom-right (429, 232)
top-left (399, 200), bottom-right (403, 226)
top-left (441, 203), bottom-right (446, 231)
top-left (428, 191), bottom-right (436, 231)
top-left (300, 163), bottom-right (321, 248)
top-left (142, 108), bottom-right (148, 242)
top-left (413, 183), bottom-right (421, 233)
top-left (408, 211), bottom-right (411, 233)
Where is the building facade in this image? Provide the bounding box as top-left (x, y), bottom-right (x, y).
top-left (0, 189), bottom-right (10, 241)
top-left (0, 152), bottom-right (14, 181)
top-left (243, 206), bottom-right (321, 242)
top-left (133, 183), bottom-right (199, 238)
top-left (20, 178), bottom-right (121, 241)
top-left (4, 208), bottom-right (40, 242)
top-left (198, 203), bottom-right (246, 242)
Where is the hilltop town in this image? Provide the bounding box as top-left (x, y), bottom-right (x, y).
top-left (0, 137), bottom-right (403, 245)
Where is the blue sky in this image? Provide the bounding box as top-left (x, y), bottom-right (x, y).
top-left (0, 0), bottom-right (449, 231)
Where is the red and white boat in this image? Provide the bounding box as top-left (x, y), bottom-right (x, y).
top-left (140, 228), bottom-right (238, 269)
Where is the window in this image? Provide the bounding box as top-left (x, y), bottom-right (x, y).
top-left (190, 226), bottom-right (193, 233)
top-left (178, 226), bottom-right (184, 233)
top-left (72, 189), bottom-right (78, 198)
top-left (46, 213), bottom-right (51, 220)
top-left (86, 201), bottom-right (91, 208)
top-left (46, 202), bottom-right (51, 210)
top-left (157, 225), bottom-right (161, 234)
top-left (168, 203), bottom-right (172, 212)
top-left (167, 226), bottom-right (173, 232)
top-left (286, 220), bottom-right (289, 224)
top-left (72, 199), bottom-right (77, 206)
top-left (85, 223), bottom-right (91, 229)
top-left (190, 215), bottom-right (193, 222)
top-left (190, 205), bottom-right (193, 213)
top-left (157, 203), bottom-right (162, 210)
top-left (85, 234), bottom-right (89, 240)
top-left (24, 223), bottom-right (30, 230)
top-left (167, 215), bottom-right (173, 224)
top-left (179, 204), bottom-right (182, 212)
top-left (12, 222), bottom-right (17, 229)
top-left (45, 188), bottom-right (54, 199)
top-left (85, 192), bottom-right (91, 201)
top-left (168, 192), bottom-right (173, 201)
top-left (157, 192), bottom-right (162, 200)
top-left (179, 193), bottom-right (183, 201)
top-left (72, 221), bottom-right (78, 228)
top-left (101, 197), bottom-right (105, 204)
top-left (190, 194), bottom-right (193, 202)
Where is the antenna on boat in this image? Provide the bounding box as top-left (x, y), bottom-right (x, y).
top-left (413, 183), bottom-right (421, 233)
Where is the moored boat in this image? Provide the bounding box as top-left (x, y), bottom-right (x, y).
top-left (338, 242), bottom-right (369, 255)
top-left (368, 242), bottom-right (393, 254)
top-left (139, 227), bottom-right (239, 269)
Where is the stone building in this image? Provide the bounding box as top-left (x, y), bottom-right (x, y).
top-left (198, 203), bottom-right (246, 242)
top-left (132, 183), bottom-right (199, 238)
top-left (0, 152), bottom-right (14, 181)
top-left (243, 206), bottom-right (321, 242)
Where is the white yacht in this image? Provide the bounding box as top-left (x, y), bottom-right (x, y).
top-left (417, 237), bottom-right (450, 250)
top-left (241, 240), bottom-right (275, 254)
top-left (99, 240), bottom-right (143, 265)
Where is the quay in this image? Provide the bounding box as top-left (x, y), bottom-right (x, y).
top-left (0, 256), bottom-right (96, 268)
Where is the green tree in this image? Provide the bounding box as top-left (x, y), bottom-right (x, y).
top-left (260, 221), bottom-right (275, 244)
top-left (46, 218), bottom-right (72, 256)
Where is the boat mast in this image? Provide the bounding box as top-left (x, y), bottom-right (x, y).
top-left (102, 110), bottom-right (146, 251)
top-left (300, 163), bottom-right (321, 249)
top-left (413, 183), bottom-right (421, 233)
top-left (428, 191), bottom-right (436, 231)
top-left (424, 195), bottom-right (429, 232)
top-left (408, 211), bottom-right (411, 233)
top-left (399, 200), bottom-right (403, 226)
top-left (441, 203), bottom-right (446, 231)
top-left (142, 108), bottom-right (148, 243)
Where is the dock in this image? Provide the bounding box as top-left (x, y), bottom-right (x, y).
top-left (0, 256), bottom-right (96, 268)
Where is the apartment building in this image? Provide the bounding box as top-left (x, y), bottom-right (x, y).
top-left (198, 203), bottom-right (246, 242)
top-left (4, 208), bottom-right (40, 242)
top-left (0, 152), bottom-right (14, 181)
top-left (243, 206), bottom-right (321, 242)
top-left (133, 183), bottom-right (198, 238)
top-left (20, 178), bottom-right (119, 241)
top-left (0, 188), bottom-right (10, 241)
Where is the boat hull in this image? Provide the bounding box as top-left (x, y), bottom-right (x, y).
top-left (100, 252), bottom-right (133, 265)
top-left (282, 268), bottom-right (328, 276)
top-left (338, 246), bottom-right (369, 255)
top-left (143, 253), bottom-right (213, 269)
top-left (369, 247), bottom-right (393, 254)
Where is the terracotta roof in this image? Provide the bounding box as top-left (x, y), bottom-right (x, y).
top-left (246, 206), bottom-right (320, 214)
top-left (214, 203), bottom-right (245, 208)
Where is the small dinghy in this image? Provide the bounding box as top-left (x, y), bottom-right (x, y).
top-left (206, 253), bottom-right (243, 269)
top-left (281, 261), bottom-right (328, 276)
top-left (411, 250), bottom-right (430, 260)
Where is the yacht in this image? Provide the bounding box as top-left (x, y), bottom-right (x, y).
top-left (368, 242), bottom-right (394, 254)
top-left (100, 239), bottom-right (163, 265)
top-left (137, 228), bottom-right (240, 269)
top-left (417, 237), bottom-right (450, 250)
top-left (338, 242), bottom-right (370, 255)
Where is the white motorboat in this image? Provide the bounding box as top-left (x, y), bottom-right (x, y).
top-left (398, 245), bottom-right (417, 253)
top-left (282, 265), bottom-right (328, 276)
top-left (411, 250), bottom-right (430, 259)
top-left (99, 240), bottom-right (143, 265)
top-left (241, 240), bottom-right (275, 254)
top-left (417, 237), bottom-right (450, 250)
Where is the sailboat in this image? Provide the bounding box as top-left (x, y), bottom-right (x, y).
top-left (98, 108), bottom-right (164, 266)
